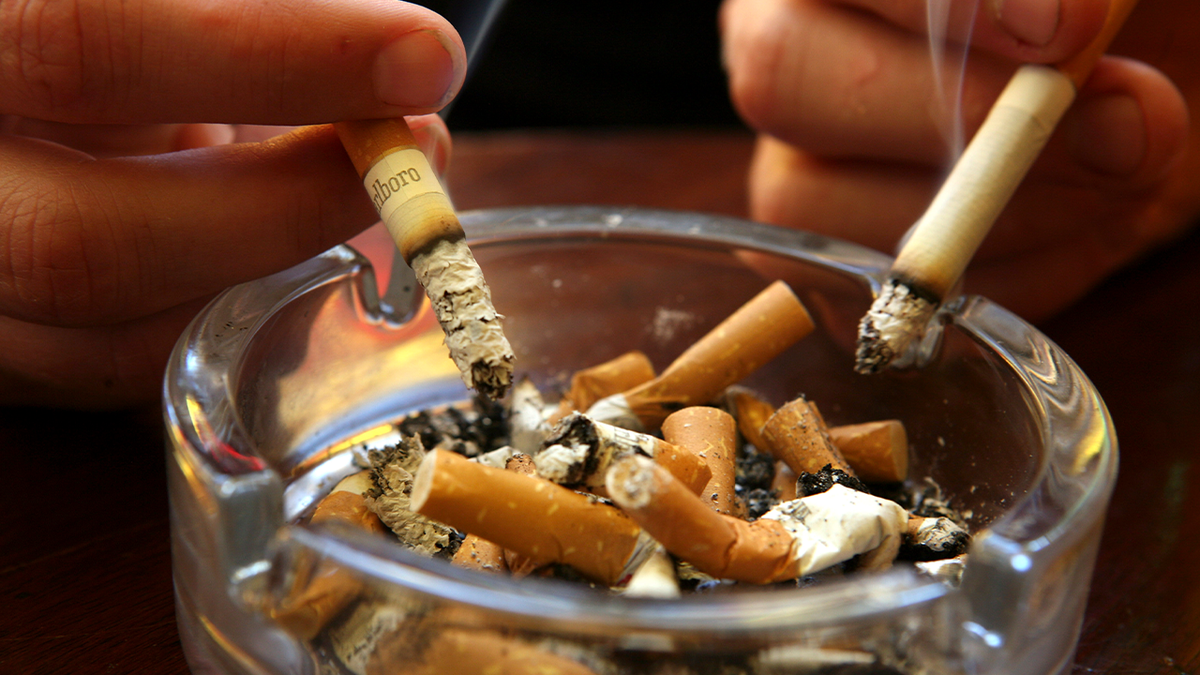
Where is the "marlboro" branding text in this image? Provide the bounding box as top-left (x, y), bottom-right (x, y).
top-left (370, 167), bottom-right (422, 210)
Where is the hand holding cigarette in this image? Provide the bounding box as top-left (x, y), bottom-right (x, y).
top-left (854, 0), bottom-right (1142, 373)
top-left (336, 118), bottom-right (514, 400)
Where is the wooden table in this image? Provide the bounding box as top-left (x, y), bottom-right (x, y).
top-left (2, 129), bottom-right (1197, 674)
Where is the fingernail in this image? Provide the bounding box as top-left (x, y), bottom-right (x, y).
top-left (991, 0), bottom-right (1060, 46)
top-left (1066, 95), bottom-right (1146, 176)
top-left (374, 29), bottom-right (463, 109)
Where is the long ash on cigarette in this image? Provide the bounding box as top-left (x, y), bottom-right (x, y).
top-left (280, 281), bottom-right (972, 675)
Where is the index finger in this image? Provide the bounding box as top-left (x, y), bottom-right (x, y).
top-left (0, 0), bottom-right (466, 125)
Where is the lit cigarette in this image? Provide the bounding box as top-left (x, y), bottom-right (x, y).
top-left (607, 455), bottom-right (907, 582)
top-left (827, 420), bottom-right (909, 483)
top-left (336, 118), bottom-right (514, 399)
top-left (533, 412), bottom-right (711, 495)
top-left (410, 449), bottom-right (655, 586)
top-left (269, 471), bottom-right (385, 640)
top-left (661, 406), bottom-right (743, 517)
top-left (367, 625), bottom-right (602, 675)
top-left (587, 280), bottom-right (814, 431)
top-left (549, 350), bottom-right (656, 425)
top-left (854, 0), bottom-right (1138, 374)
top-left (760, 396), bottom-right (853, 477)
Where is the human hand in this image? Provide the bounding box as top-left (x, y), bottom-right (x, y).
top-left (0, 0), bottom-right (465, 408)
top-left (720, 0), bottom-right (1199, 322)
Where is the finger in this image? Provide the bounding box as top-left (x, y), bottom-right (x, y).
top-left (0, 124), bottom-right (383, 327)
top-left (0, 298), bottom-right (210, 409)
top-left (2, 119), bottom-right (237, 156)
top-left (721, 0), bottom-right (1016, 163)
top-left (0, 0), bottom-right (466, 124)
top-left (832, 0), bottom-right (1110, 61)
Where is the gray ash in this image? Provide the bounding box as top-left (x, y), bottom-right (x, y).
top-left (742, 488), bottom-right (779, 520)
top-left (735, 445), bottom-right (776, 491)
top-left (396, 396), bottom-right (509, 458)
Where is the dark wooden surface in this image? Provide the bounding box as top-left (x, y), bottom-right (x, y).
top-left (2, 129), bottom-right (1198, 674)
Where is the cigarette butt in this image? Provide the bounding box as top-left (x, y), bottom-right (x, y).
top-left (368, 626), bottom-right (602, 675)
top-left (902, 515), bottom-right (970, 561)
top-left (827, 420), bottom-right (909, 483)
top-left (534, 413), bottom-right (711, 495)
top-left (508, 379), bottom-right (552, 454)
top-left (600, 280), bottom-right (813, 431)
top-left (661, 406), bottom-right (743, 517)
top-left (622, 545), bottom-right (681, 598)
top-left (500, 452), bottom-right (548, 577)
top-left (452, 534), bottom-right (508, 573)
top-left (335, 118), bottom-right (513, 400)
top-left (760, 397), bottom-right (853, 477)
top-left (411, 449), bottom-right (650, 586)
top-left (270, 472), bottom-right (385, 639)
top-left (723, 385), bottom-right (776, 453)
top-left (771, 461), bottom-right (798, 502)
top-left (550, 350), bottom-right (657, 425)
top-left (606, 454), bottom-right (799, 584)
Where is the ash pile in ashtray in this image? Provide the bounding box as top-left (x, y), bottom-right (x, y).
top-left (270, 280), bottom-right (973, 675)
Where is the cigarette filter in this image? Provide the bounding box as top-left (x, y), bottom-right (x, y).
top-left (508, 378), bottom-right (552, 454)
top-left (661, 406), bottom-right (743, 517)
top-left (605, 454), bottom-right (799, 584)
top-left (451, 534), bottom-right (507, 573)
top-left (760, 397), bottom-right (853, 477)
top-left (722, 385), bottom-right (777, 453)
top-left (827, 420), bottom-right (909, 483)
top-left (411, 449), bottom-right (654, 586)
top-left (533, 412), bottom-right (711, 495)
top-left (270, 472), bottom-right (385, 639)
top-left (550, 350), bottom-right (657, 424)
top-left (588, 280), bottom-right (814, 431)
top-left (368, 625), bottom-right (602, 675)
top-left (336, 118), bottom-right (514, 400)
top-left (621, 544), bottom-right (681, 599)
top-left (771, 461), bottom-right (799, 503)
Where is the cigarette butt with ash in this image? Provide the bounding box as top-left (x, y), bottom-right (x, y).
top-left (533, 412), bottom-right (711, 495)
top-left (902, 515), bottom-right (970, 561)
top-left (606, 455), bottom-right (907, 582)
top-left (760, 397), bottom-right (853, 477)
top-left (335, 118), bottom-right (513, 400)
top-left (411, 449), bottom-right (655, 586)
top-left (587, 280), bottom-right (814, 431)
top-left (550, 350), bottom-right (657, 424)
top-left (368, 625), bottom-right (602, 675)
top-left (269, 471), bottom-right (385, 639)
top-left (363, 437), bottom-right (456, 557)
top-left (827, 420), bottom-right (909, 483)
top-left (507, 378), bottom-right (553, 454)
top-left (661, 406), bottom-right (743, 517)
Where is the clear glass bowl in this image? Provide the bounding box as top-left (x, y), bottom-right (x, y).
top-left (164, 206), bottom-right (1116, 675)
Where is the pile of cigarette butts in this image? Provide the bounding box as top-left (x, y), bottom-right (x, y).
top-left (267, 280), bottom-right (971, 675)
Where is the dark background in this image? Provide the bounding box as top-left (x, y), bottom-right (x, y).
top-left (416, 0), bottom-right (744, 130)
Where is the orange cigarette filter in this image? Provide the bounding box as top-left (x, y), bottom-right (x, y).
top-left (662, 406), bottom-right (743, 517)
top-left (368, 626), bottom-right (601, 675)
top-left (760, 396), bottom-right (853, 477)
top-left (411, 449), bottom-right (649, 586)
top-left (619, 280), bottom-right (814, 431)
top-left (606, 454), bottom-right (799, 584)
top-left (771, 461), bottom-right (799, 502)
top-left (452, 534), bottom-right (507, 573)
top-left (550, 350), bottom-right (657, 424)
top-left (270, 476), bottom-right (386, 639)
top-left (827, 420), bottom-right (909, 483)
top-left (723, 385), bottom-right (776, 453)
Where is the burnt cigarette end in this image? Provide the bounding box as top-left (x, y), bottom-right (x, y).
top-left (900, 516), bottom-right (971, 561)
top-left (854, 278), bottom-right (938, 375)
top-left (797, 464), bottom-right (870, 498)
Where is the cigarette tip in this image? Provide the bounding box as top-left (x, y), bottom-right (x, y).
top-left (854, 279), bottom-right (938, 375)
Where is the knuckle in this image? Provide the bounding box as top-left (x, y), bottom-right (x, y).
top-left (1, 0), bottom-right (110, 115)
top-left (0, 176), bottom-right (121, 325)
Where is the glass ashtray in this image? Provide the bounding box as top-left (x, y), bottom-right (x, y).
top-left (165, 206), bottom-right (1116, 675)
